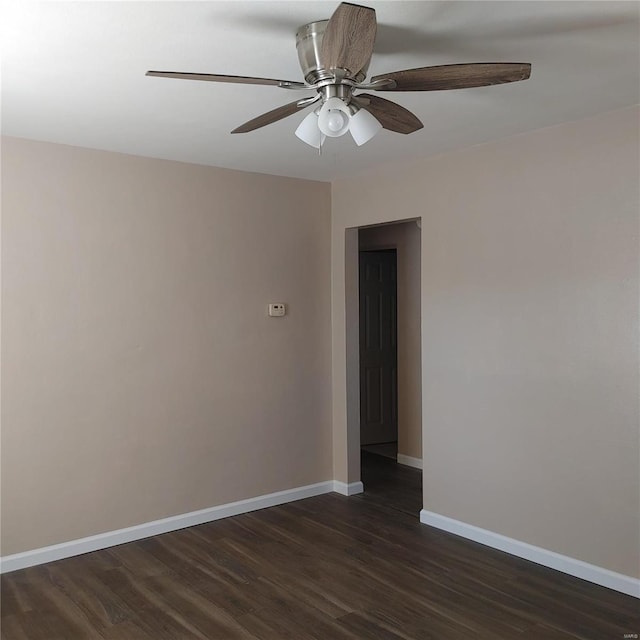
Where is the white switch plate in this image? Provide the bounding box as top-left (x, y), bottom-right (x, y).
top-left (268, 303), bottom-right (286, 317)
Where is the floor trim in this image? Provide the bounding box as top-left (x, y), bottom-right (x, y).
top-left (0, 481), bottom-right (335, 574)
top-left (420, 509), bottom-right (640, 598)
top-left (397, 454), bottom-right (423, 470)
top-left (333, 480), bottom-right (364, 496)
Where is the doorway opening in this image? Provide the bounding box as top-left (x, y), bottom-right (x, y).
top-left (357, 221), bottom-right (422, 517)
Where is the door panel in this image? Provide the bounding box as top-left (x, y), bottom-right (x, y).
top-left (365, 367), bottom-right (383, 423)
top-left (359, 250), bottom-right (398, 445)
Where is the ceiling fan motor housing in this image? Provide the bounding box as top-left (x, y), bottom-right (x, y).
top-left (296, 20), bottom-right (368, 85)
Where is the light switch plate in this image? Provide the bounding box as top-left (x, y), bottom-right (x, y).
top-left (268, 303), bottom-right (286, 317)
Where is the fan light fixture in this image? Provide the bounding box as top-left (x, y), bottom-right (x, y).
top-left (147, 3), bottom-right (532, 152)
top-left (296, 97), bottom-right (382, 148)
top-left (294, 110), bottom-right (326, 148)
top-left (349, 107), bottom-right (382, 146)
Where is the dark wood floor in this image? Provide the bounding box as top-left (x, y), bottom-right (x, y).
top-left (359, 449), bottom-right (422, 518)
top-left (2, 454), bottom-right (638, 639)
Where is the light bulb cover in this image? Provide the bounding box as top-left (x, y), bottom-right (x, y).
top-left (318, 97), bottom-right (351, 137)
top-left (327, 111), bottom-right (348, 132)
top-left (349, 108), bottom-right (382, 146)
top-left (295, 111), bottom-right (326, 148)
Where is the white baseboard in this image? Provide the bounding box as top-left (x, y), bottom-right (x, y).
top-left (333, 480), bottom-right (364, 496)
top-left (397, 454), bottom-right (423, 470)
top-left (420, 509), bottom-right (640, 598)
top-left (0, 481), bottom-right (334, 574)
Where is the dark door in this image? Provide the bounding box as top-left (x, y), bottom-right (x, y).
top-left (359, 249), bottom-right (397, 445)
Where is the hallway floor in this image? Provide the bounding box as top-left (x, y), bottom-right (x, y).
top-left (358, 449), bottom-right (422, 518)
top-left (360, 442), bottom-right (397, 459)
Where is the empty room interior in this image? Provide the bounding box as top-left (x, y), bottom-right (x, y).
top-left (1, 1), bottom-right (639, 639)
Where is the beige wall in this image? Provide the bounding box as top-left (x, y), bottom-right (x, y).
top-left (332, 106), bottom-right (640, 577)
top-left (359, 222), bottom-right (422, 460)
top-left (1, 137), bottom-right (332, 555)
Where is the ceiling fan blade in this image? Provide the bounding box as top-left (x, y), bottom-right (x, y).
top-left (146, 71), bottom-right (306, 89)
top-left (321, 3), bottom-right (377, 77)
top-left (354, 94), bottom-right (423, 134)
top-left (370, 63), bottom-right (531, 91)
top-left (231, 99), bottom-right (312, 134)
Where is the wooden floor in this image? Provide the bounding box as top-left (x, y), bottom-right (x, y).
top-left (359, 449), bottom-right (422, 518)
top-left (2, 454), bottom-right (638, 639)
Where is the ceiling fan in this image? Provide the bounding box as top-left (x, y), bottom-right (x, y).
top-left (146, 2), bottom-right (531, 149)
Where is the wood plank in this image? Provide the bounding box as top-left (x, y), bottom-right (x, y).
top-left (99, 620), bottom-right (156, 640)
top-left (140, 573), bottom-right (260, 640)
top-left (0, 615), bottom-right (32, 640)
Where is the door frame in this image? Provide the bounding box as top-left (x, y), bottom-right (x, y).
top-left (337, 218), bottom-right (422, 488)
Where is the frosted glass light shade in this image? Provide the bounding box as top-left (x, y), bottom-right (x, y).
top-left (295, 111), bottom-right (325, 148)
top-left (318, 97), bottom-right (351, 137)
top-left (349, 108), bottom-right (382, 146)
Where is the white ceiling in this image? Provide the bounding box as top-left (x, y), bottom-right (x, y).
top-left (2, 1), bottom-right (639, 181)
